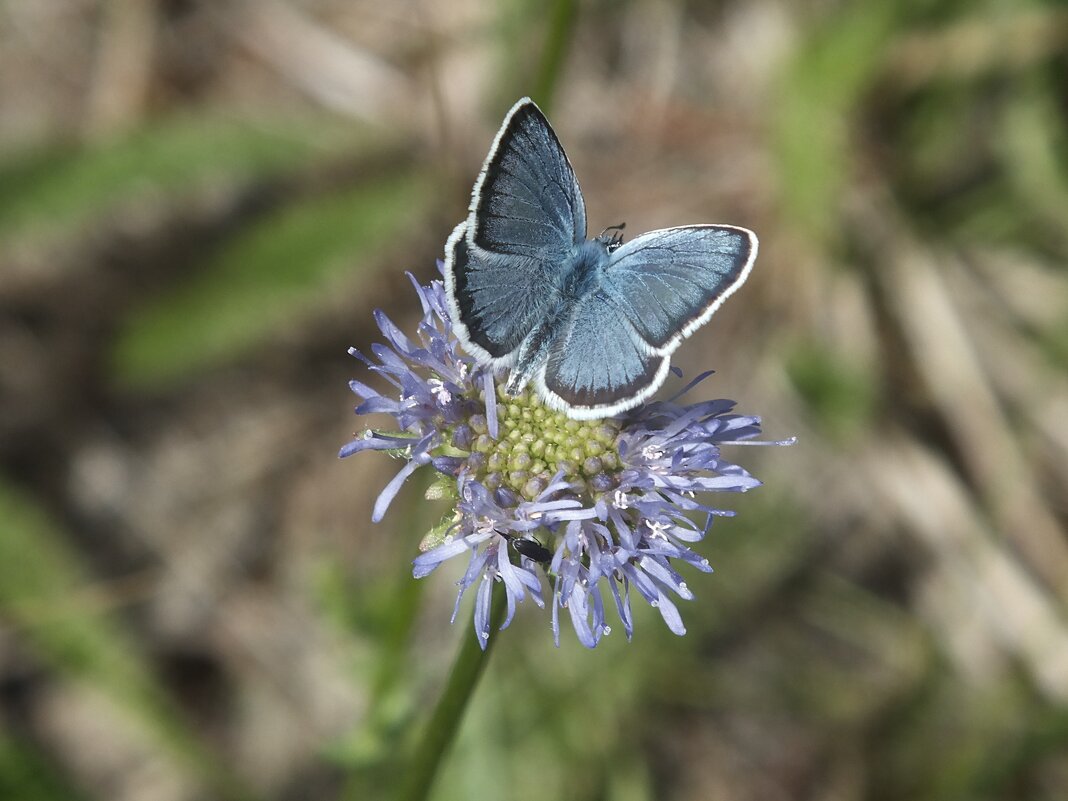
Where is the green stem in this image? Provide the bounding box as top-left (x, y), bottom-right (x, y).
top-left (531, 0), bottom-right (578, 115)
top-left (395, 584), bottom-right (507, 801)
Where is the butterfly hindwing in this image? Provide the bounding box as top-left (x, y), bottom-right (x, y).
top-left (445, 98), bottom-right (586, 365)
top-left (445, 222), bottom-right (562, 362)
top-left (538, 288), bottom-right (669, 418)
top-left (601, 225), bottom-right (757, 353)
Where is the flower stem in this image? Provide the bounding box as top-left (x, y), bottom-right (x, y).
top-left (395, 584), bottom-right (507, 801)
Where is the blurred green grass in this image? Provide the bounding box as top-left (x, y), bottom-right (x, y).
top-left (0, 734), bottom-right (87, 801)
top-left (0, 482), bottom-right (250, 800)
top-left (772, 0), bottom-right (900, 246)
top-left (111, 170), bottom-right (428, 388)
top-left (0, 116), bottom-right (360, 245)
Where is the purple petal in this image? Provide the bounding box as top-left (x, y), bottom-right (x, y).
top-left (348, 379), bottom-right (381, 400)
top-left (664, 369), bottom-right (716, 403)
top-left (733, 435), bottom-right (799, 447)
top-left (483, 370), bottom-right (499, 439)
top-left (370, 343), bottom-right (412, 375)
top-left (474, 576), bottom-right (493, 650)
top-left (590, 590), bottom-right (608, 638)
top-left (609, 578), bottom-right (634, 639)
top-left (639, 556), bottom-right (693, 600)
top-left (406, 272), bottom-right (431, 316)
top-left (547, 507), bottom-right (599, 522)
top-left (653, 591), bottom-right (686, 636)
top-left (338, 433), bottom-right (412, 459)
top-left (501, 584), bottom-right (517, 630)
top-left (551, 578), bottom-right (562, 648)
top-left (356, 396), bottom-right (403, 415)
top-left (621, 562), bottom-right (660, 605)
top-left (431, 456), bottom-right (464, 474)
top-left (566, 585), bottom-right (598, 649)
top-left (497, 543), bottom-right (526, 603)
top-left (375, 309), bottom-right (416, 353)
top-left (412, 536), bottom-right (472, 578)
top-left (372, 451), bottom-right (431, 522)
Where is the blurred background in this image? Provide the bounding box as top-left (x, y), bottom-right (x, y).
top-left (2, 1), bottom-right (1067, 799)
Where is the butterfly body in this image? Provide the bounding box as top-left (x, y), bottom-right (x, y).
top-left (444, 98), bottom-right (757, 420)
top-left (501, 235), bottom-right (614, 395)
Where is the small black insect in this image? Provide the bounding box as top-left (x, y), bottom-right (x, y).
top-left (504, 534), bottom-right (553, 565)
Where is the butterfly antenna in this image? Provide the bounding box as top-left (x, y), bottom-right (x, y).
top-left (599, 222), bottom-right (626, 251)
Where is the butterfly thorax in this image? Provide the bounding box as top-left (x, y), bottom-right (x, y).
top-left (558, 239), bottom-right (611, 299)
top-left (503, 239), bottom-right (611, 397)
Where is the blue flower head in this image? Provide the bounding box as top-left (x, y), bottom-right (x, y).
top-left (340, 269), bottom-right (788, 648)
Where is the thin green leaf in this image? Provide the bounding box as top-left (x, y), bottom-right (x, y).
top-left (111, 172), bottom-right (427, 387)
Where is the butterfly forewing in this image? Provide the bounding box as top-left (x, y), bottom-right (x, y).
top-left (602, 225), bottom-right (756, 352)
top-left (469, 100), bottom-right (586, 257)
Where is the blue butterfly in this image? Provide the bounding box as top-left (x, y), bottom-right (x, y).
top-left (444, 97), bottom-right (757, 420)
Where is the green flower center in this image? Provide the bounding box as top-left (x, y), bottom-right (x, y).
top-left (457, 385), bottom-right (623, 501)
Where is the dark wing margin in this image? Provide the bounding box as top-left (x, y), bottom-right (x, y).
top-left (444, 221), bottom-right (557, 364)
top-left (601, 225), bottom-right (757, 353)
top-left (469, 97), bottom-right (586, 258)
top-left (536, 289), bottom-right (669, 419)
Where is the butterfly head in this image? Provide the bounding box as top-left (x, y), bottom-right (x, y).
top-left (596, 222), bottom-right (626, 253)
